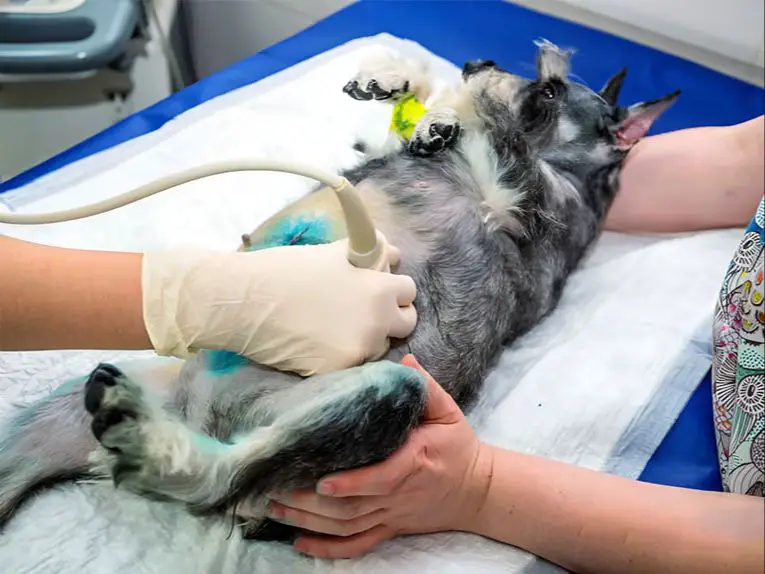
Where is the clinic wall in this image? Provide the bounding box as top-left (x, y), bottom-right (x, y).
top-left (184, 0), bottom-right (357, 79)
top-left (555, 0), bottom-right (763, 65)
top-left (184, 0), bottom-right (763, 84)
top-left (0, 0), bottom-right (179, 182)
top-left (510, 0), bottom-right (764, 86)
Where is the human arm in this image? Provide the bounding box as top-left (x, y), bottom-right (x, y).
top-left (0, 235), bottom-right (417, 375)
top-left (0, 235), bottom-right (149, 352)
top-left (271, 356), bottom-right (765, 573)
top-left (605, 115), bottom-right (764, 233)
top-left (469, 445), bottom-right (763, 574)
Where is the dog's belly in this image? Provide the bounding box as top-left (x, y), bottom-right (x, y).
top-left (239, 181), bottom-right (427, 271)
top-left (241, 186), bottom-right (347, 250)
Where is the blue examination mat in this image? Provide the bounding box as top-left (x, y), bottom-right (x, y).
top-left (3, 0), bottom-right (763, 491)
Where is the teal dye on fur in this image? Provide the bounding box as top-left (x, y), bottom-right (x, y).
top-left (49, 376), bottom-right (86, 398)
top-left (208, 215), bottom-right (333, 376)
top-left (244, 215), bottom-right (334, 252)
top-left (7, 375), bottom-right (86, 433)
top-left (206, 350), bottom-right (249, 375)
top-left (191, 431), bottom-right (230, 452)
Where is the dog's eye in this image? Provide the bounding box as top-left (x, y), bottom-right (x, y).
top-left (541, 84), bottom-right (556, 100)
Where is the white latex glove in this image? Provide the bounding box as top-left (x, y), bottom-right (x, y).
top-left (141, 239), bottom-right (417, 376)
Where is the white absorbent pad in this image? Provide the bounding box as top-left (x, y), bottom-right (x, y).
top-left (0, 33), bottom-right (743, 574)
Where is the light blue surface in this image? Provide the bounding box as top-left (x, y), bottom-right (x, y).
top-left (0, 0), bottom-right (139, 74)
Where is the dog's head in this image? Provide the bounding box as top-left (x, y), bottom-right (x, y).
top-left (460, 40), bottom-right (679, 221)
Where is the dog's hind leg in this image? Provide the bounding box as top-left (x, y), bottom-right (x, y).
top-left (0, 358), bottom-right (184, 529)
top-left (84, 360), bottom-right (427, 519)
top-left (0, 375), bottom-right (96, 528)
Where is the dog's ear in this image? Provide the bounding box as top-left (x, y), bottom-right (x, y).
top-left (462, 59), bottom-right (497, 79)
top-left (599, 68), bottom-right (627, 106)
top-left (611, 90), bottom-right (680, 149)
top-left (534, 39), bottom-right (573, 81)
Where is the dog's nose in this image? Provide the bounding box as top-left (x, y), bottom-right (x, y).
top-left (462, 60), bottom-right (497, 79)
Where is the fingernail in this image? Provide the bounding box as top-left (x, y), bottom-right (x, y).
top-left (268, 502), bottom-right (284, 519)
top-left (294, 540), bottom-right (312, 556)
top-left (317, 481), bottom-right (335, 496)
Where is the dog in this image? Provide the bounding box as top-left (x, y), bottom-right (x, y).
top-left (0, 40), bottom-right (678, 542)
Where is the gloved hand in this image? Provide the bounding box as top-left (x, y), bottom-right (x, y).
top-left (141, 238), bottom-right (417, 376)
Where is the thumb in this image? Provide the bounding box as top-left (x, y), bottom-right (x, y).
top-left (400, 354), bottom-right (462, 422)
top-left (386, 243), bottom-right (402, 267)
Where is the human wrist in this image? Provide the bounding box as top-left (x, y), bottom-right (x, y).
top-left (452, 440), bottom-right (496, 534)
top-left (141, 248), bottom-right (232, 357)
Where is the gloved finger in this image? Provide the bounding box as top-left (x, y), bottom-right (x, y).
top-left (392, 274), bottom-right (417, 306)
top-left (386, 243), bottom-right (402, 267)
top-left (388, 304), bottom-right (417, 339)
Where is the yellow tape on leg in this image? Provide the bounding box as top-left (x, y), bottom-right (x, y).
top-left (389, 94), bottom-right (427, 140)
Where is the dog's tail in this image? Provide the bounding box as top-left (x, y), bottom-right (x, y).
top-left (0, 377), bottom-right (96, 528)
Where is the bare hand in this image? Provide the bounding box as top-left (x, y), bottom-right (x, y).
top-left (267, 354), bottom-right (492, 558)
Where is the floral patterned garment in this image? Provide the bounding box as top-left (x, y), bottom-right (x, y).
top-left (712, 197), bottom-right (765, 496)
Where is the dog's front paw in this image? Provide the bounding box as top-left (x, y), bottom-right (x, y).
top-left (343, 52), bottom-right (428, 102)
top-left (408, 109), bottom-right (461, 157)
top-left (343, 75), bottom-right (409, 102)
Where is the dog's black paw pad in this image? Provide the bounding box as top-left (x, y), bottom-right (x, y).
top-left (97, 363), bottom-right (123, 378)
top-left (344, 78), bottom-right (410, 101)
top-left (430, 122), bottom-right (460, 145)
top-left (84, 364), bottom-right (122, 414)
top-left (409, 135), bottom-right (445, 157)
top-left (408, 119), bottom-right (461, 157)
top-left (366, 79), bottom-right (391, 100)
top-left (343, 80), bottom-right (373, 101)
top-left (90, 408), bottom-right (129, 443)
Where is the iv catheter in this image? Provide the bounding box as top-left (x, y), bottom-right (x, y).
top-left (0, 160), bottom-right (388, 271)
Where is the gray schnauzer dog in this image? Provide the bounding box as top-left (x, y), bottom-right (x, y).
top-left (0, 40), bottom-right (678, 541)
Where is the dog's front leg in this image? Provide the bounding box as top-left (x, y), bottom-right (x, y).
top-left (407, 108), bottom-right (462, 157)
top-left (343, 51), bottom-right (433, 103)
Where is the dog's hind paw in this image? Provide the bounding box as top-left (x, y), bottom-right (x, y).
top-left (85, 364), bottom-right (147, 457)
top-left (85, 363), bottom-right (165, 489)
top-left (84, 364), bottom-right (192, 491)
top-left (408, 109), bottom-right (461, 156)
top-left (84, 363), bottom-right (246, 508)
